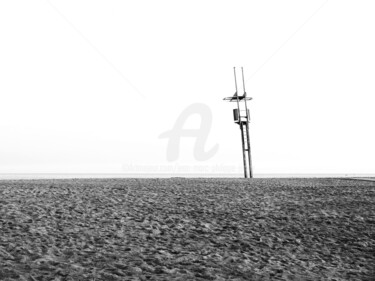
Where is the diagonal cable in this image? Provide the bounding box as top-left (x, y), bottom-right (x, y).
top-left (246, 0), bottom-right (329, 83)
top-left (46, 0), bottom-right (145, 98)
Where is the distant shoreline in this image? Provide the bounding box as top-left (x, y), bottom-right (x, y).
top-left (1, 173), bottom-right (374, 180)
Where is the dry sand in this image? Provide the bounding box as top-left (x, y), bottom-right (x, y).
top-left (0, 178), bottom-right (374, 280)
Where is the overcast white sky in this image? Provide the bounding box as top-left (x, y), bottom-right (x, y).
top-left (0, 0), bottom-right (374, 175)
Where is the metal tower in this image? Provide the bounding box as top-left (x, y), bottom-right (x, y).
top-left (223, 67), bottom-right (253, 178)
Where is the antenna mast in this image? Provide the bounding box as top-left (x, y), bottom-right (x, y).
top-left (223, 67), bottom-right (253, 178)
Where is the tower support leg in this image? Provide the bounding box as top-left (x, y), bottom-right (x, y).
top-left (240, 124), bottom-right (248, 178)
top-left (245, 122), bottom-right (253, 178)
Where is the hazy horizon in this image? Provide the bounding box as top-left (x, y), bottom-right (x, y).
top-left (1, 172), bottom-right (374, 180)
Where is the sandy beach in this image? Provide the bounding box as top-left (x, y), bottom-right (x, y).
top-left (0, 178), bottom-right (374, 280)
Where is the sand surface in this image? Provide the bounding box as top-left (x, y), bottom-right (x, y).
top-left (0, 178), bottom-right (374, 280)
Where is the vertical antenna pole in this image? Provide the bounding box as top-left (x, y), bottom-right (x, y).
top-left (242, 67), bottom-right (253, 178)
top-left (241, 67), bottom-right (249, 116)
top-left (234, 67), bottom-right (240, 114)
top-left (241, 67), bottom-right (246, 96)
